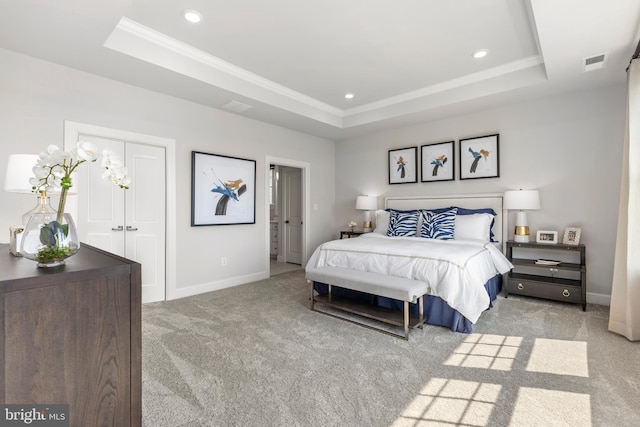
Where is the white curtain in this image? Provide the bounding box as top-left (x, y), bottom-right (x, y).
top-left (609, 58), bottom-right (640, 340)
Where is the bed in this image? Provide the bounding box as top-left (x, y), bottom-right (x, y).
top-left (305, 194), bottom-right (513, 334)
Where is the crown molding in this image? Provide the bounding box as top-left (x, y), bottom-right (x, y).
top-left (106, 18), bottom-right (546, 130)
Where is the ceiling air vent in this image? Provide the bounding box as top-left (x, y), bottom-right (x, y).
top-left (221, 100), bottom-right (254, 113)
top-left (582, 52), bottom-right (608, 72)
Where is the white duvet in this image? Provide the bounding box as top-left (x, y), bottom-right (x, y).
top-left (305, 233), bottom-right (513, 323)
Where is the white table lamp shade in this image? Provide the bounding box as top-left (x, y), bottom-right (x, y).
top-left (3, 154), bottom-right (38, 193)
top-left (503, 190), bottom-right (540, 210)
top-left (355, 196), bottom-right (378, 210)
top-left (504, 189), bottom-right (540, 242)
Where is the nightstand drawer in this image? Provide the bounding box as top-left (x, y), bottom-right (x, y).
top-left (507, 278), bottom-right (582, 304)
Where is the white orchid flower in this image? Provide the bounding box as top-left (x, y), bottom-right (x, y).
top-left (76, 141), bottom-right (99, 162)
top-left (51, 165), bottom-right (65, 176)
top-left (46, 175), bottom-right (61, 189)
top-left (101, 149), bottom-right (123, 169)
top-left (32, 165), bottom-right (48, 179)
top-left (112, 175), bottom-right (131, 189)
top-left (28, 142), bottom-right (130, 220)
top-left (104, 166), bottom-right (130, 189)
top-left (51, 150), bottom-right (73, 165)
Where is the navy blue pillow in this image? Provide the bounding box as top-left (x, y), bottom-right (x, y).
top-left (386, 210), bottom-right (419, 237)
top-left (420, 208), bottom-right (458, 240)
top-left (428, 206), bottom-right (497, 241)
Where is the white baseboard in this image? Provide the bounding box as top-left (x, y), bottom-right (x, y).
top-left (166, 271), bottom-right (269, 301)
top-left (587, 291), bottom-right (611, 306)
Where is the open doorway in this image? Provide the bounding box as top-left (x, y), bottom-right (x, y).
top-left (266, 157), bottom-right (309, 277)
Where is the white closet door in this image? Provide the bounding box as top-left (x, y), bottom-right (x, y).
top-left (75, 136), bottom-right (126, 256)
top-left (125, 143), bottom-right (166, 303)
top-left (71, 135), bottom-right (166, 303)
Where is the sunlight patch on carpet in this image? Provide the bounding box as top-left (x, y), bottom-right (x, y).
top-left (392, 378), bottom-right (501, 426)
top-left (510, 387), bottom-right (591, 426)
top-left (526, 338), bottom-right (589, 377)
top-left (444, 333), bottom-right (523, 371)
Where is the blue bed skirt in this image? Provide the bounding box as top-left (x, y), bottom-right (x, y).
top-left (313, 274), bottom-right (502, 333)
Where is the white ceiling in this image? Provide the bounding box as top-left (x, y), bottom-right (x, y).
top-left (1, 0), bottom-right (639, 140)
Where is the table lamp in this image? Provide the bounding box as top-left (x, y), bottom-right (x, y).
top-left (356, 195), bottom-right (378, 232)
top-left (503, 189), bottom-right (540, 243)
top-left (3, 154), bottom-right (41, 255)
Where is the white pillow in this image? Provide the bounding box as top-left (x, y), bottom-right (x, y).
top-left (454, 213), bottom-right (494, 242)
top-left (373, 210), bottom-right (390, 234)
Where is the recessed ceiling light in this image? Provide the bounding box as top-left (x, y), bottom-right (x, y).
top-left (344, 93), bottom-right (355, 100)
top-left (184, 10), bottom-right (202, 23)
top-left (473, 50), bottom-right (488, 59)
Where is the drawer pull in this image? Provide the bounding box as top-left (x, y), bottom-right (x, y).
top-left (562, 289), bottom-right (571, 297)
top-left (517, 283), bottom-right (524, 290)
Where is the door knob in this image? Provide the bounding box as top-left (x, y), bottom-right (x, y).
top-left (285, 220), bottom-right (290, 224)
top-left (126, 225), bottom-right (138, 231)
top-left (111, 225), bottom-right (124, 231)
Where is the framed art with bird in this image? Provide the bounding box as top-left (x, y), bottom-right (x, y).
top-left (421, 141), bottom-right (455, 182)
top-left (191, 151), bottom-right (256, 226)
top-left (388, 146), bottom-right (418, 184)
top-left (459, 134), bottom-right (500, 180)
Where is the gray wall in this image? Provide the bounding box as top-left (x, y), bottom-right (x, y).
top-left (335, 84), bottom-right (626, 304)
top-left (0, 48), bottom-right (336, 297)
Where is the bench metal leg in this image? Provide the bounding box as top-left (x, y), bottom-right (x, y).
top-left (309, 280), bottom-right (314, 309)
top-left (403, 301), bottom-right (409, 340)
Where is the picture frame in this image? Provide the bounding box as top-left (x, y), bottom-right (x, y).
top-left (459, 134), bottom-right (500, 180)
top-left (536, 230), bottom-right (558, 244)
top-left (191, 151), bottom-right (256, 226)
top-left (421, 141), bottom-right (455, 182)
top-left (563, 227), bottom-right (582, 245)
top-left (389, 146), bottom-right (418, 184)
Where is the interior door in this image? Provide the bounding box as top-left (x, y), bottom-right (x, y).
top-left (74, 136), bottom-right (125, 255)
top-left (71, 135), bottom-right (166, 303)
top-left (283, 167), bottom-right (302, 264)
top-left (125, 143), bottom-right (166, 303)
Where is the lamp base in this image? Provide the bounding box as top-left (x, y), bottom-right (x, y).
top-left (513, 216), bottom-right (530, 243)
top-left (9, 226), bottom-right (24, 256)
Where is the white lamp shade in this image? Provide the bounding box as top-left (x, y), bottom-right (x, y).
top-left (503, 190), bottom-right (540, 210)
top-left (355, 195), bottom-right (377, 210)
top-left (3, 154), bottom-right (38, 194)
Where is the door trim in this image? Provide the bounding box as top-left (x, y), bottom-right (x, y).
top-left (63, 120), bottom-right (176, 301)
top-left (265, 156), bottom-right (310, 273)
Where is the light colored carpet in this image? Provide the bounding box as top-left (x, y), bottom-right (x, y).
top-left (270, 259), bottom-right (302, 276)
top-left (141, 270), bottom-right (640, 426)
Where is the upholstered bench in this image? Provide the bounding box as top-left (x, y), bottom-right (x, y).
top-left (305, 266), bottom-right (429, 340)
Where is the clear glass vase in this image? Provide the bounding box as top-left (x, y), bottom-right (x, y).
top-left (20, 201), bottom-right (80, 268)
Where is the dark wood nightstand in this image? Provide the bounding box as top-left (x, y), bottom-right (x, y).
top-left (505, 240), bottom-right (586, 310)
top-left (340, 230), bottom-right (365, 239)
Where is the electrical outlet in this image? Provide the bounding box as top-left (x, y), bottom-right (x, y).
top-left (221, 257), bottom-right (227, 266)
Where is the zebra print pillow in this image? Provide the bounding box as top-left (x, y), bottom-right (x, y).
top-left (386, 210), bottom-right (420, 237)
top-left (420, 207), bottom-right (458, 240)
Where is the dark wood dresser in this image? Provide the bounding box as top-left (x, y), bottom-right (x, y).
top-left (0, 243), bottom-right (141, 426)
top-left (505, 240), bottom-right (586, 311)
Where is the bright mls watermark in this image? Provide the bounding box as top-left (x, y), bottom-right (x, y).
top-left (1, 405), bottom-right (68, 426)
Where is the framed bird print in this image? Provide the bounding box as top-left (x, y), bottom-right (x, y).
top-left (421, 141), bottom-right (455, 182)
top-left (459, 134), bottom-right (500, 180)
top-left (388, 146), bottom-right (418, 184)
top-left (191, 151), bottom-right (256, 226)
